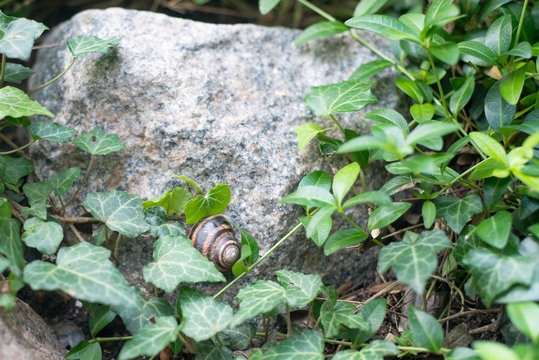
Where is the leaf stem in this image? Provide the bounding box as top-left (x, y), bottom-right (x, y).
top-left (88, 336), bottom-right (132, 343)
top-left (64, 154), bottom-right (94, 209)
top-left (0, 54), bottom-right (6, 88)
top-left (296, 0), bottom-right (336, 21)
top-left (213, 222), bottom-right (304, 299)
top-left (0, 139), bottom-right (37, 155)
top-left (286, 303), bottom-right (292, 337)
top-left (424, 48), bottom-right (452, 122)
top-left (513, 0), bottom-right (529, 53)
top-left (28, 57), bottom-right (77, 95)
top-left (177, 333), bottom-right (197, 354)
top-left (329, 114), bottom-right (345, 135)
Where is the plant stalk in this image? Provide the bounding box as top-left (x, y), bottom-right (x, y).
top-left (0, 139), bottom-right (37, 155)
top-left (64, 154), bottom-right (94, 209)
top-left (29, 57), bottom-right (77, 94)
top-left (0, 54), bottom-right (6, 88)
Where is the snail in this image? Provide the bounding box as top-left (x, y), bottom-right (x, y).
top-left (188, 215), bottom-right (241, 272)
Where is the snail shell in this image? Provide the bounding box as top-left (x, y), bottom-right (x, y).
top-left (188, 215), bottom-right (241, 272)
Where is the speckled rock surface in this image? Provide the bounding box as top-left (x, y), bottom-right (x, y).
top-left (29, 8), bottom-right (404, 302)
top-left (0, 298), bottom-right (67, 360)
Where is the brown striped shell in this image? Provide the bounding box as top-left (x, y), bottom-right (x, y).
top-left (188, 215), bottom-right (241, 272)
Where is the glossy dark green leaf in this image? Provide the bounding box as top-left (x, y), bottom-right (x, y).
top-left (294, 21), bottom-right (348, 45)
top-left (485, 15), bottom-right (512, 56)
top-left (499, 65), bottom-right (527, 105)
top-left (65, 341), bottom-right (102, 360)
top-left (450, 77), bottom-right (475, 114)
top-left (348, 298), bottom-right (387, 345)
top-left (3, 63), bottom-right (34, 83)
top-left (368, 202), bottom-right (411, 231)
top-left (304, 80), bottom-right (376, 116)
top-left (259, 330), bottom-right (324, 360)
top-left (431, 41), bottom-right (459, 65)
top-left (484, 81), bottom-right (516, 130)
top-left (408, 306), bottom-right (444, 352)
top-left (503, 42), bottom-right (532, 58)
top-left (323, 228), bottom-right (368, 255)
top-left (28, 121), bottom-right (76, 143)
top-left (458, 41), bottom-right (497, 66)
top-left (345, 15), bottom-right (418, 42)
top-left (72, 127), bottom-right (126, 155)
top-left (231, 280), bottom-right (286, 327)
top-left (478, 0), bottom-right (512, 19)
top-left (218, 323), bottom-right (256, 351)
top-left (434, 193), bottom-right (483, 233)
top-left (483, 177), bottom-right (510, 212)
top-left (259, 0), bottom-right (281, 15)
top-left (349, 59), bottom-right (393, 81)
top-left (84, 303), bottom-right (116, 337)
top-left (67, 36), bottom-right (120, 58)
top-left (49, 167), bottom-right (81, 197)
top-left (0, 217), bottom-right (25, 274)
top-left (276, 270), bottom-right (323, 308)
top-left (476, 211), bottom-right (512, 249)
top-left (144, 206), bottom-right (185, 238)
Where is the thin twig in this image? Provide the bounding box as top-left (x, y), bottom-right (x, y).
top-left (69, 223), bottom-right (86, 243)
top-left (50, 214), bottom-right (99, 223)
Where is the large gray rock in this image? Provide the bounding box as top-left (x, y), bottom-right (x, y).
top-left (29, 8), bottom-right (403, 301)
top-left (0, 298), bottom-right (67, 360)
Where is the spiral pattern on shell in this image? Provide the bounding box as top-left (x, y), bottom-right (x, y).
top-left (188, 215), bottom-right (241, 272)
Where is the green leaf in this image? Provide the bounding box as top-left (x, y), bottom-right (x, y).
top-left (321, 301), bottom-right (355, 337)
top-left (303, 80), bottom-right (376, 116)
top-left (143, 187), bottom-right (190, 215)
top-left (446, 347), bottom-right (480, 360)
top-left (408, 306), bottom-right (444, 353)
top-left (499, 65), bottom-right (527, 105)
top-left (0, 217), bottom-right (25, 274)
top-left (65, 341), bottom-right (102, 360)
top-left (259, 330), bottom-right (323, 360)
top-left (485, 15), bottom-right (512, 56)
top-left (503, 41), bottom-right (532, 58)
top-left (259, 0), bottom-right (281, 15)
top-left (178, 287), bottom-right (232, 342)
top-left (20, 204), bottom-right (47, 221)
top-left (365, 108), bottom-right (409, 133)
top-left (345, 15), bottom-right (418, 42)
top-left (23, 242), bottom-right (142, 323)
top-left (22, 218), bottom-right (63, 255)
top-left (83, 190), bottom-right (149, 238)
top-left (294, 21), bottom-right (348, 45)
top-left (118, 316), bottom-right (179, 360)
top-left (425, 0), bottom-right (460, 28)
top-left (483, 177), bottom-right (510, 212)
top-left (219, 323), bottom-right (256, 350)
top-left (450, 77), bottom-right (475, 114)
top-left (368, 202), bottom-right (411, 231)
top-left (469, 132), bottom-right (508, 165)
top-left (0, 86), bottom-right (53, 118)
top-left (463, 249), bottom-right (535, 307)
top-left (298, 171), bottom-right (331, 191)
top-left (332, 340), bottom-right (398, 360)
top-left (472, 341), bottom-right (518, 360)
top-left (172, 174), bottom-right (203, 192)
top-left (333, 163), bottom-right (360, 207)
top-left (231, 226), bottom-right (259, 275)
top-left (478, 0), bottom-right (512, 20)
top-left (506, 302), bottom-right (539, 342)
top-left (194, 341), bottom-right (233, 360)
top-left (144, 206), bottom-right (185, 238)
top-left (484, 81), bottom-right (516, 130)
top-left (281, 185), bottom-right (336, 208)
top-left (3, 63), bottom-right (34, 83)
top-left (410, 103), bottom-right (435, 124)
top-left (458, 41), bottom-right (497, 66)
top-left (299, 214), bottom-right (332, 246)
top-left (276, 270), bottom-right (322, 308)
top-left (84, 303), bottom-right (116, 337)
top-left (343, 190), bottom-right (391, 208)
top-left (476, 211), bottom-right (511, 249)
top-left (184, 183), bottom-right (230, 224)
top-left (49, 167), bottom-right (81, 197)
top-left (0, 155), bottom-right (33, 185)
top-left (143, 235), bottom-right (225, 293)
top-left (324, 228), bottom-right (368, 255)
top-left (348, 298), bottom-right (387, 345)
top-left (72, 127), bottom-right (126, 155)
top-left (406, 122), bottom-right (461, 147)
top-left (349, 60), bottom-right (393, 81)
top-left (395, 78), bottom-right (424, 103)
top-left (379, 230), bottom-right (451, 293)
top-left (128, 296), bottom-right (175, 334)
top-left (67, 36), bottom-right (120, 58)
top-left (28, 121), bottom-right (76, 143)
top-left (231, 280), bottom-right (286, 327)
top-left (430, 41), bottom-right (460, 65)
top-left (296, 123), bottom-right (323, 150)
top-left (0, 13), bottom-right (47, 61)
top-left (23, 181), bottom-right (52, 207)
top-left (354, 0), bottom-right (390, 16)
top-left (422, 200), bottom-right (436, 229)
top-left (433, 193), bottom-right (483, 233)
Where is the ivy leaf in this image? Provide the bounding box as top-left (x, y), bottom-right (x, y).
top-left (84, 303), bottom-right (116, 337)
top-left (0, 217), bottom-right (25, 274)
top-left (28, 121), bottom-right (76, 143)
top-left (184, 184), bottom-right (230, 224)
top-left (144, 206), bottom-right (185, 238)
top-left (3, 63), bottom-right (34, 83)
top-left (67, 36), bottom-right (120, 58)
top-left (23, 242), bottom-right (142, 322)
top-left (83, 190), bottom-right (149, 238)
top-left (118, 316), bottom-right (179, 360)
top-left (433, 193), bottom-right (483, 233)
top-left (367, 202), bottom-right (411, 231)
top-left (231, 280), bottom-right (286, 327)
top-left (275, 270), bottom-right (322, 308)
top-left (296, 123), bottom-right (323, 150)
top-left (294, 21), bottom-right (348, 45)
top-left (450, 77), bottom-right (475, 114)
top-left (463, 249), bottom-right (535, 307)
top-left (324, 228), bottom-right (368, 255)
top-left (281, 185), bottom-right (336, 208)
top-left (333, 162), bottom-right (360, 207)
top-left (476, 211), bottom-right (511, 249)
top-left (458, 41), bottom-right (497, 66)
top-left (349, 60), bottom-right (393, 81)
top-left (345, 15), bottom-right (418, 42)
top-left (49, 167), bottom-right (81, 197)
top-left (0, 13), bottom-right (48, 61)
top-left (22, 217), bottom-right (63, 255)
top-left (23, 181), bottom-right (52, 207)
top-left (332, 340), bottom-right (398, 360)
top-left (72, 127), bottom-right (126, 155)
top-left (218, 323), bottom-right (256, 350)
top-left (259, 330), bottom-right (324, 360)
top-left (484, 81), bottom-right (516, 130)
top-left (506, 302), bottom-right (539, 342)
top-left (259, 0), bottom-right (281, 15)
top-left (177, 287), bottom-right (232, 342)
top-left (0, 86), bottom-right (53, 119)
top-left (321, 301), bottom-right (355, 337)
top-left (0, 155), bottom-right (33, 185)
top-left (379, 230), bottom-right (451, 293)
top-left (408, 306), bottom-right (444, 353)
top-left (348, 298), bottom-right (387, 345)
top-left (143, 235), bottom-right (225, 293)
top-left (194, 341), bottom-right (233, 360)
top-left (127, 296), bottom-right (174, 334)
top-left (485, 15), bottom-right (512, 56)
top-left (303, 80), bottom-right (376, 116)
